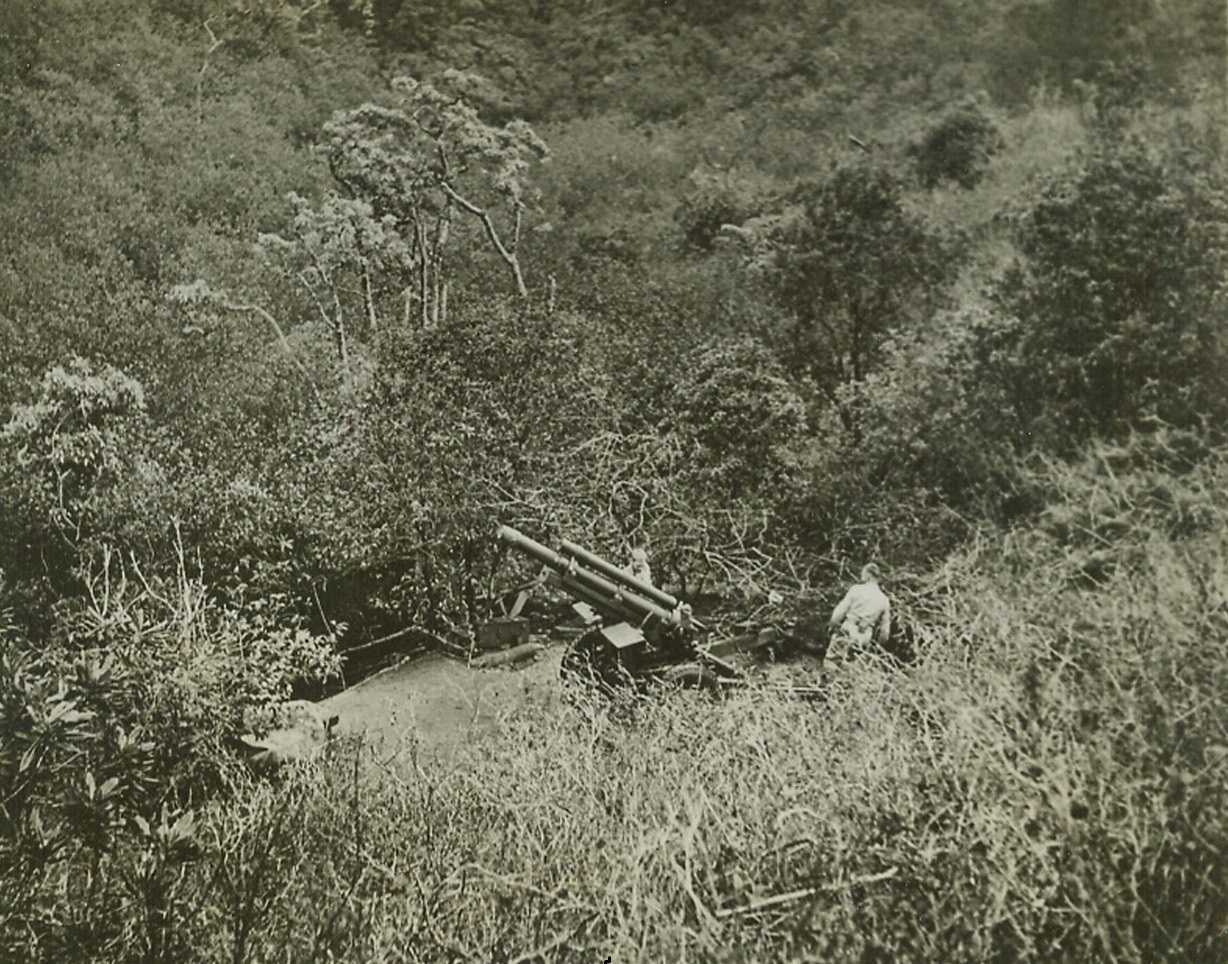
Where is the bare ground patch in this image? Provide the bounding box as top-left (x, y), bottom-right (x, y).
top-left (320, 644), bottom-right (565, 766)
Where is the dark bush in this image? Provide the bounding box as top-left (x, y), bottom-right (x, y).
top-left (910, 106), bottom-right (1003, 189)
top-left (993, 138), bottom-right (1228, 446)
top-left (676, 336), bottom-right (805, 479)
top-left (750, 165), bottom-right (958, 396)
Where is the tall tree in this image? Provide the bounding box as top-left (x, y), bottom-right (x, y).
top-left (323, 72), bottom-right (549, 324)
top-left (255, 193), bottom-right (411, 368)
top-left (731, 165), bottom-right (955, 415)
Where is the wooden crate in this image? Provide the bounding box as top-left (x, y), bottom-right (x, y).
top-left (477, 616), bottom-right (529, 652)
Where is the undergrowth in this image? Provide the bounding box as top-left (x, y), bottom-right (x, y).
top-left (3, 440), bottom-right (1225, 963)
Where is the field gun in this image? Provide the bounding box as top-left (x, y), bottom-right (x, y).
top-left (496, 525), bottom-right (778, 693)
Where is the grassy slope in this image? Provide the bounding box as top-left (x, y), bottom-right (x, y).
top-left (189, 441), bottom-right (1227, 963)
top-left (2, 5), bottom-right (1225, 961)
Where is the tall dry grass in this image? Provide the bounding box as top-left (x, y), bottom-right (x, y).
top-left (5, 437), bottom-right (1224, 963)
top-left (192, 442), bottom-right (1226, 962)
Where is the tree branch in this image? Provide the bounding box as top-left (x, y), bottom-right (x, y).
top-left (196, 19), bottom-right (224, 129)
top-left (213, 297), bottom-right (322, 401)
top-left (440, 183), bottom-right (529, 298)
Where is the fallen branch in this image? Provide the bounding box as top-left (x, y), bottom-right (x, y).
top-left (715, 867), bottom-right (899, 919)
top-left (338, 626), bottom-right (424, 656)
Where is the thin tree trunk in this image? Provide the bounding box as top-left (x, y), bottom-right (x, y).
top-left (363, 264), bottom-right (378, 346)
top-left (441, 184), bottom-right (530, 299)
top-left (217, 298), bottom-right (321, 401)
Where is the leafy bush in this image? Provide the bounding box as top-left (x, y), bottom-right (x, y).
top-left (0, 358), bottom-right (181, 633)
top-left (307, 297), bottom-right (617, 633)
top-left (993, 137), bottom-right (1227, 445)
top-left (676, 336), bottom-right (806, 487)
top-left (910, 105), bottom-right (1003, 189)
top-left (0, 551), bottom-right (341, 961)
top-left (0, 357), bottom-right (146, 543)
top-left (732, 164), bottom-right (958, 398)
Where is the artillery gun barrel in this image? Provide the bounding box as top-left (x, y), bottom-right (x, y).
top-left (497, 525), bottom-right (688, 630)
top-left (558, 538), bottom-right (681, 611)
top-left (553, 572), bottom-right (639, 624)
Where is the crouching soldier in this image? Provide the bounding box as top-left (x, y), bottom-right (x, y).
top-left (827, 563), bottom-right (891, 661)
top-left (625, 544), bottom-right (653, 586)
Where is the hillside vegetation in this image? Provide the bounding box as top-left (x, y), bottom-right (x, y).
top-left (1, 1), bottom-right (1226, 960)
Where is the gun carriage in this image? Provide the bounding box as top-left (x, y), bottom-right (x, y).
top-left (495, 525), bottom-right (798, 693)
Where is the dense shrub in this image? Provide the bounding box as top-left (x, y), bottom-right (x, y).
top-left (0, 556), bottom-right (341, 961)
top-left (993, 138), bottom-right (1228, 445)
top-left (0, 358), bottom-right (146, 540)
top-left (989, 0), bottom-right (1224, 101)
top-left (910, 105), bottom-right (1003, 189)
top-left (676, 336), bottom-right (806, 488)
top-left (0, 358), bottom-right (317, 634)
top-left (734, 165), bottom-right (958, 398)
top-left (310, 298), bottom-right (617, 632)
top-left (0, 358), bottom-right (178, 632)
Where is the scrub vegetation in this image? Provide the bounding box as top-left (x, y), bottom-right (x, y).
top-left (1, 1), bottom-right (1225, 960)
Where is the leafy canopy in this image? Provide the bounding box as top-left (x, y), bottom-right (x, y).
top-left (733, 165), bottom-right (956, 396)
top-left (323, 72), bottom-right (549, 310)
top-left (996, 138), bottom-right (1228, 443)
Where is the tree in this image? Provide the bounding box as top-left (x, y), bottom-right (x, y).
top-left (731, 165), bottom-right (955, 413)
top-left (323, 72), bottom-right (549, 323)
top-left (0, 358), bottom-right (181, 631)
top-left (910, 105), bottom-right (1003, 190)
top-left (167, 280), bottom-right (325, 398)
top-left (995, 138), bottom-right (1228, 444)
top-left (1, 358), bottom-right (147, 551)
top-left (255, 192), bottom-right (412, 368)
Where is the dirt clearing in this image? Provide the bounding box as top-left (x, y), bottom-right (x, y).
top-left (320, 643), bottom-right (565, 766)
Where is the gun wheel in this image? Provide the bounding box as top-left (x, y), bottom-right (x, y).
top-left (659, 662), bottom-right (723, 695)
top-left (560, 629), bottom-right (624, 696)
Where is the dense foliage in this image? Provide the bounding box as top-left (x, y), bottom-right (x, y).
top-left (995, 139), bottom-right (1227, 444)
top-left (0, 0), bottom-right (1224, 960)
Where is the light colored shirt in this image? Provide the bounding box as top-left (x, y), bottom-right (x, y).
top-left (626, 548), bottom-right (653, 586)
top-left (830, 580), bottom-right (891, 642)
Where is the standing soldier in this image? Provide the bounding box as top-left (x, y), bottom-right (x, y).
top-left (827, 563), bottom-right (891, 661)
